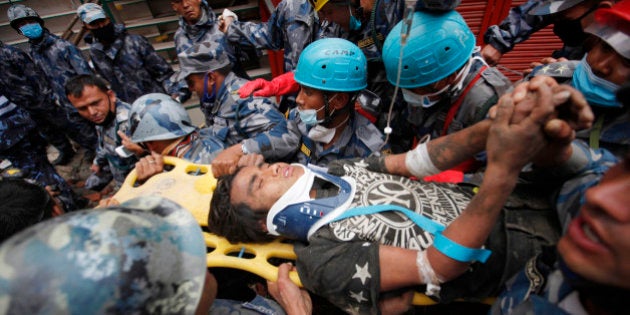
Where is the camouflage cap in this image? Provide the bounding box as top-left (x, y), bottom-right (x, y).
top-left (7, 4), bottom-right (43, 29)
top-left (129, 93), bottom-right (196, 143)
top-left (77, 3), bottom-right (107, 24)
top-left (0, 196), bottom-right (207, 314)
top-left (176, 41), bottom-right (230, 82)
top-left (530, 0), bottom-right (586, 16)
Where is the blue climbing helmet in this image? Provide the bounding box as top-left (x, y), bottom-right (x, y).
top-left (129, 93), bottom-right (196, 143)
top-left (7, 4), bottom-right (43, 30)
top-left (294, 38), bottom-right (367, 92)
top-left (382, 10), bottom-right (475, 89)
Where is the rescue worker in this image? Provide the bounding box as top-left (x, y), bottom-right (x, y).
top-left (221, 0), bottom-right (318, 111)
top-left (126, 93), bottom-right (225, 183)
top-left (286, 38), bottom-right (387, 168)
top-left (170, 0), bottom-right (250, 79)
top-left (7, 4), bottom-right (97, 159)
top-left (0, 40), bottom-right (75, 165)
top-left (382, 10), bottom-right (512, 171)
top-left (175, 41), bottom-right (299, 176)
top-left (527, 0), bottom-right (630, 157)
top-left (76, 3), bottom-right (187, 104)
top-left (65, 75), bottom-right (137, 190)
top-left (482, 0), bottom-right (616, 66)
top-left (0, 94), bottom-right (82, 213)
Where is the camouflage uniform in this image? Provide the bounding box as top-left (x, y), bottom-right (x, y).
top-left (170, 128), bottom-right (226, 164)
top-left (0, 40), bottom-right (74, 155)
top-left (0, 95), bottom-right (78, 212)
top-left (287, 91), bottom-right (387, 167)
top-left (528, 61), bottom-right (630, 157)
top-left (0, 196), bottom-right (207, 314)
top-left (27, 28), bottom-right (97, 150)
top-left (173, 1), bottom-right (248, 79)
top-left (483, 0), bottom-right (587, 60)
top-left (93, 99), bottom-right (137, 188)
top-left (204, 72), bottom-right (299, 161)
top-left (491, 141), bottom-right (618, 315)
top-left (225, 0), bottom-right (317, 72)
top-left (87, 24), bottom-right (185, 104)
top-left (407, 57), bottom-right (513, 138)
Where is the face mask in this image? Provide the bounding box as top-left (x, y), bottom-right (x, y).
top-left (348, 6), bottom-right (362, 31)
top-left (91, 22), bottom-right (116, 44)
top-left (307, 115), bottom-right (348, 143)
top-left (19, 23), bottom-right (43, 39)
top-left (572, 55), bottom-right (621, 108)
top-left (202, 72), bottom-right (216, 104)
top-left (297, 105), bottom-right (325, 126)
top-left (402, 86), bottom-right (447, 108)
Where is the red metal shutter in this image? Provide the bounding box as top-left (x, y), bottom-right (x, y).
top-left (457, 0), bottom-right (563, 82)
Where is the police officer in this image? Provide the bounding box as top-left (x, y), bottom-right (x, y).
top-left (482, 0), bottom-right (616, 66)
top-left (76, 3), bottom-right (187, 105)
top-left (287, 38), bottom-right (387, 167)
top-left (65, 75), bottom-right (138, 190)
top-left (7, 4), bottom-right (98, 158)
top-left (0, 94), bottom-right (81, 213)
top-left (170, 0), bottom-right (249, 79)
top-left (527, 0), bottom-right (630, 157)
top-left (0, 40), bottom-right (75, 165)
top-left (382, 10), bottom-right (512, 166)
top-left (127, 93), bottom-right (225, 182)
top-left (176, 41), bottom-right (299, 176)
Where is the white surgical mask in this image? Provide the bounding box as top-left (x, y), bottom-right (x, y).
top-left (307, 115), bottom-right (349, 143)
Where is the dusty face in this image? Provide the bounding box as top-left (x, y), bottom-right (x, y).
top-left (171, 0), bottom-right (203, 24)
top-left (230, 163), bottom-right (305, 212)
top-left (67, 85), bottom-right (116, 125)
top-left (558, 155), bottom-right (630, 289)
top-left (296, 86), bottom-right (335, 121)
top-left (587, 39), bottom-right (630, 86)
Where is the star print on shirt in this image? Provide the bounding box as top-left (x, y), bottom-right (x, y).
top-left (353, 262), bottom-right (371, 285)
top-left (350, 290), bottom-right (368, 303)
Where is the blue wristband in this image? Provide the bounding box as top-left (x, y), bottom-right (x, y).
top-left (433, 232), bottom-right (492, 263)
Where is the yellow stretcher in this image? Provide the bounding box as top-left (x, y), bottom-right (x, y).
top-left (113, 157), bottom-right (493, 306)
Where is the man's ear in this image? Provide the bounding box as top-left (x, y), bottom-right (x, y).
top-left (331, 92), bottom-right (350, 110)
top-left (259, 219), bottom-right (268, 233)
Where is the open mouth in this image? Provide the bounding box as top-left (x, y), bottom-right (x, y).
top-left (582, 222), bottom-right (601, 243)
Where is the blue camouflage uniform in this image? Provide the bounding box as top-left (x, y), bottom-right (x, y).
top-left (87, 24), bottom-right (185, 104)
top-left (491, 141), bottom-right (618, 315)
top-left (27, 28), bottom-right (97, 150)
top-left (528, 61), bottom-right (630, 157)
top-left (205, 72), bottom-right (299, 161)
top-left (287, 90), bottom-right (387, 167)
top-left (483, 0), bottom-right (588, 60)
top-left (170, 128), bottom-right (226, 164)
top-left (93, 99), bottom-right (137, 188)
top-left (0, 41), bottom-right (74, 154)
top-left (173, 1), bottom-right (248, 79)
top-left (408, 56), bottom-right (513, 138)
top-left (0, 95), bottom-right (79, 212)
top-left (226, 0), bottom-right (317, 72)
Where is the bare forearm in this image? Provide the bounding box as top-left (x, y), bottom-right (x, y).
top-left (384, 120), bottom-right (491, 177)
top-left (427, 164), bottom-right (519, 281)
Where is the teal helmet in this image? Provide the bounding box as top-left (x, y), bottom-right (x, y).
top-left (129, 93), bottom-right (196, 143)
top-left (7, 4), bottom-right (43, 30)
top-left (382, 10), bottom-right (475, 88)
top-left (0, 196), bottom-right (207, 314)
top-left (294, 38), bottom-right (367, 92)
